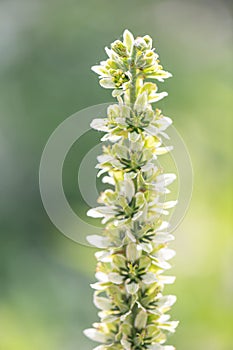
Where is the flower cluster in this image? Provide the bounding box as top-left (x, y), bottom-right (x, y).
top-left (84, 30), bottom-right (178, 350)
top-left (92, 30), bottom-right (171, 98)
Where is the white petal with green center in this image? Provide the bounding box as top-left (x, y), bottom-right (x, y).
top-left (157, 248), bottom-right (176, 261)
top-left (102, 176), bottom-right (115, 186)
top-left (90, 118), bottom-right (109, 131)
top-left (121, 338), bottom-right (132, 350)
top-left (134, 92), bottom-right (147, 113)
top-left (93, 345), bottom-right (108, 350)
top-left (156, 221), bottom-right (170, 231)
top-left (144, 125), bottom-right (159, 136)
top-left (158, 200), bottom-right (178, 209)
top-left (112, 254), bottom-right (126, 269)
top-left (126, 242), bottom-right (140, 262)
top-left (95, 272), bottom-right (109, 282)
top-left (155, 146), bottom-right (173, 155)
top-left (83, 328), bottom-right (107, 343)
top-left (149, 91), bottom-right (168, 103)
top-left (156, 173), bottom-right (176, 186)
top-left (159, 275), bottom-right (176, 284)
top-left (157, 295), bottom-right (177, 308)
top-left (99, 78), bottom-right (115, 89)
top-left (108, 272), bottom-right (124, 284)
top-left (129, 131), bottom-right (141, 142)
top-left (126, 282), bottom-right (139, 294)
top-left (91, 65), bottom-right (108, 76)
top-left (90, 282), bottom-right (107, 291)
top-left (87, 235), bottom-right (111, 248)
top-left (94, 296), bottom-right (113, 310)
top-left (123, 179), bottom-right (135, 203)
top-left (148, 345), bottom-right (175, 350)
top-left (142, 272), bottom-right (158, 284)
top-left (123, 29), bottom-right (134, 55)
top-left (95, 250), bottom-right (112, 262)
top-left (158, 320), bottom-right (179, 333)
top-left (87, 208), bottom-right (104, 218)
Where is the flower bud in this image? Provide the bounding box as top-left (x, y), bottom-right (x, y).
top-left (111, 40), bottom-right (128, 57)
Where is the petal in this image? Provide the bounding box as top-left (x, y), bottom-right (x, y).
top-left (149, 91), bottom-right (168, 103)
top-left (94, 296), bottom-right (113, 310)
top-left (91, 65), bottom-right (108, 76)
top-left (99, 78), bottom-right (115, 89)
top-left (158, 200), bottom-right (178, 209)
top-left (108, 272), bottom-right (124, 284)
top-left (126, 282), bottom-right (139, 294)
top-left (155, 146), bottom-right (173, 155)
top-left (154, 233), bottom-right (174, 243)
top-left (156, 173), bottom-right (176, 186)
top-left (126, 243), bottom-right (140, 262)
top-left (134, 309), bottom-right (148, 329)
top-left (90, 118), bottom-right (109, 131)
top-left (142, 272), bottom-right (158, 284)
top-left (87, 208), bottom-right (104, 218)
top-left (158, 320), bottom-right (179, 333)
top-left (112, 254), bottom-right (127, 269)
top-left (147, 70), bottom-right (172, 81)
top-left (95, 250), bottom-right (112, 262)
top-left (158, 248), bottom-right (176, 261)
top-left (157, 295), bottom-right (177, 308)
top-left (144, 125), bottom-right (159, 136)
top-left (134, 92), bottom-right (147, 113)
top-left (123, 29), bottom-right (134, 54)
top-left (86, 235), bottom-right (111, 248)
top-left (159, 275), bottom-right (176, 284)
top-left (148, 345), bottom-right (175, 350)
top-left (83, 328), bottom-right (107, 343)
top-left (90, 282), bottom-right (108, 290)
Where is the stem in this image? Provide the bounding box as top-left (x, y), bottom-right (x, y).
top-left (129, 46), bottom-right (137, 106)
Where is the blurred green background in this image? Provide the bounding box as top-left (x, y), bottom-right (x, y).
top-left (0, 0), bottom-right (232, 349)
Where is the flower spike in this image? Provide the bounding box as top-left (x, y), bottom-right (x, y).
top-left (85, 29), bottom-right (178, 350)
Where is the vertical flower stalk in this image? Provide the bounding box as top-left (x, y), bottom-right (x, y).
top-left (84, 30), bottom-right (178, 350)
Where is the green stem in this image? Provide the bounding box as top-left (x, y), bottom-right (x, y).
top-left (129, 46), bottom-right (137, 106)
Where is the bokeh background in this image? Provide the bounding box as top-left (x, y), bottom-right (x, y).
top-left (0, 0), bottom-right (232, 349)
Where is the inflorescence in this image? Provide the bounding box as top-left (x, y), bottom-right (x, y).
top-left (84, 30), bottom-right (178, 350)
